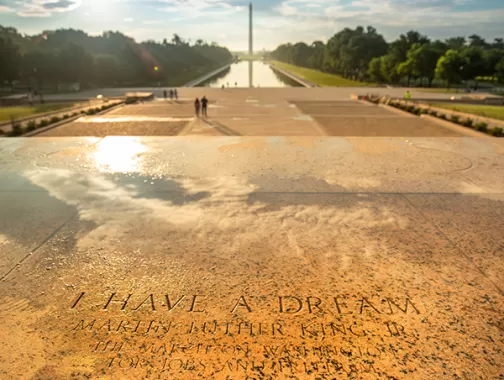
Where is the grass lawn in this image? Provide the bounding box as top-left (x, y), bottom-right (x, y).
top-left (430, 103), bottom-right (504, 121)
top-left (0, 103), bottom-right (72, 122)
top-left (270, 60), bottom-right (372, 87)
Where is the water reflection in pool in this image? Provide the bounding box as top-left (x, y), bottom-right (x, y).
top-left (199, 61), bottom-right (302, 88)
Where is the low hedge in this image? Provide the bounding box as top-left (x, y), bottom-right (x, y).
top-left (491, 127), bottom-right (503, 136)
top-left (386, 101), bottom-right (502, 137)
top-left (7, 124), bottom-right (23, 137)
top-left (475, 122), bottom-right (488, 132)
top-left (463, 119), bottom-right (473, 128)
top-left (26, 121), bottom-right (37, 132)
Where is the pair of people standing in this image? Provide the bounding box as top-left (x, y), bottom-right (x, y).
top-left (194, 96), bottom-right (208, 117)
top-left (163, 89), bottom-right (178, 100)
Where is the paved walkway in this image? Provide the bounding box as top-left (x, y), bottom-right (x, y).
top-left (38, 90), bottom-right (463, 137)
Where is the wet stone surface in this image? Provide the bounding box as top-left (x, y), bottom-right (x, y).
top-left (0, 136), bottom-right (503, 379)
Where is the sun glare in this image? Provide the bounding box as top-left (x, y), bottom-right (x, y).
top-left (92, 137), bottom-right (147, 173)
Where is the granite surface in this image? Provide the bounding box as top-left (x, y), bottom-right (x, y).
top-left (36, 93), bottom-right (466, 137)
top-left (0, 136), bottom-right (503, 379)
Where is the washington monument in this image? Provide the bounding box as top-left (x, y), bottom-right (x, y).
top-left (249, 2), bottom-right (253, 55)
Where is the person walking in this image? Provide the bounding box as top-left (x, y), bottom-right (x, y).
top-left (201, 96), bottom-right (208, 117)
top-left (163, 90), bottom-right (167, 100)
top-left (174, 89), bottom-right (178, 100)
top-left (169, 89), bottom-right (174, 100)
top-left (194, 98), bottom-right (201, 117)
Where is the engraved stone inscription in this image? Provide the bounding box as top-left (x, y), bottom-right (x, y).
top-left (68, 291), bottom-right (423, 377)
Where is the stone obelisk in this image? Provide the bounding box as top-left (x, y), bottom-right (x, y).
top-left (249, 2), bottom-right (253, 55)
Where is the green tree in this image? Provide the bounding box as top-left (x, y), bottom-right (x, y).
top-left (21, 50), bottom-right (58, 90)
top-left (397, 59), bottom-right (416, 86)
top-left (435, 49), bottom-right (467, 87)
top-left (445, 37), bottom-right (466, 50)
top-left (94, 54), bottom-right (122, 86)
top-left (380, 54), bottom-right (400, 84)
top-left (307, 41), bottom-right (324, 69)
top-left (0, 37), bottom-right (21, 86)
top-left (468, 34), bottom-right (488, 48)
top-left (459, 46), bottom-right (486, 83)
top-left (406, 43), bottom-right (446, 86)
top-left (484, 49), bottom-right (504, 78)
top-left (58, 43), bottom-right (94, 84)
top-left (367, 56), bottom-right (384, 83)
top-left (492, 38), bottom-right (504, 50)
top-left (0, 26), bottom-right (233, 88)
top-left (171, 34), bottom-right (184, 46)
top-left (290, 42), bottom-right (311, 67)
top-left (496, 57), bottom-right (504, 83)
top-left (325, 26), bottom-right (387, 79)
top-left (381, 30), bottom-right (430, 84)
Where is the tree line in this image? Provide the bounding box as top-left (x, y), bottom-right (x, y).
top-left (270, 27), bottom-right (504, 87)
top-left (0, 26), bottom-right (233, 91)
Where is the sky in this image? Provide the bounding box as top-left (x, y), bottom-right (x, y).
top-left (0, 0), bottom-right (503, 51)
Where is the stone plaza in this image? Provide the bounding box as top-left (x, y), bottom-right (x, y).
top-left (38, 88), bottom-right (467, 137)
top-left (0, 86), bottom-right (503, 379)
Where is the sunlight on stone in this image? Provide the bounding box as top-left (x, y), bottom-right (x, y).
top-left (92, 137), bottom-right (146, 172)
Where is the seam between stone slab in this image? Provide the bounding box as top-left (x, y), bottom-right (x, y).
top-left (401, 193), bottom-right (504, 297)
top-left (178, 118), bottom-right (199, 136)
top-left (42, 136), bottom-right (105, 159)
top-left (0, 211), bottom-right (78, 282)
top-left (287, 101), bottom-right (328, 136)
top-left (129, 190), bottom-right (501, 196)
top-left (420, 114), bottom-right (492, 139)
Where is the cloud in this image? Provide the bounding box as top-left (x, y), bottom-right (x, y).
top-left (25, 167), bottom-right (406, 263)
top-left (268, 0), bottom-right (504, 47)
top-left (42, 0), bottom-right (76, 9)
top-left (0, 5), bottom-right (14, 12)
top-left (154, 0), bottom-right (246, 20)
top-left (7, 0), bottom-right (82, 17)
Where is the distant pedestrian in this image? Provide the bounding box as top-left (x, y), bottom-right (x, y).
top-left (235, 82), bottom-right (237, 87)
top-left (194, 98), bottom-right (201, 116)
top-left (163, 90), bottom-right (167, 100)
top-left (174, 89), bottom-right (178, 100)
top-left (404, 90), bottom-right (411, 104)
top-left (169, 89), bottom-right (174, 99)
top-left (201, 96), bottom-right (208, 117)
